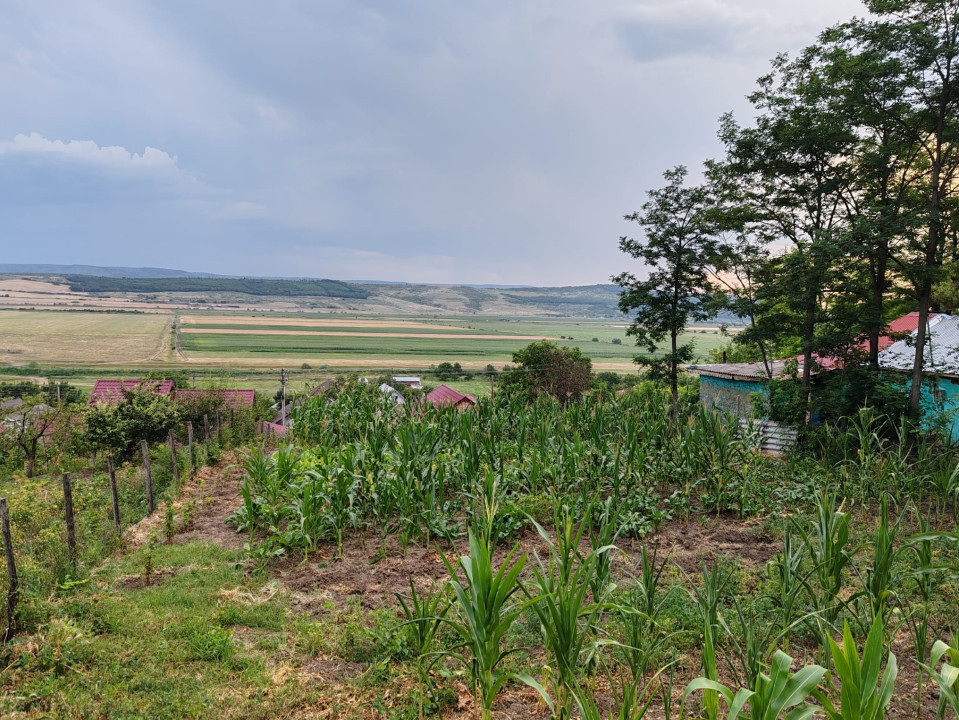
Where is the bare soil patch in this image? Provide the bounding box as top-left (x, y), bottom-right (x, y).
top-left (123, 452), bottom-right (245, 551)
top-left (274, 517), bottom-right (779, 613)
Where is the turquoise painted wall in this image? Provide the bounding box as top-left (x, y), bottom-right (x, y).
top-left (922, 376), bottom-right (959, 445)
top-left (698, 376), bottom-right (765, 417)
top-left (881, 373), bottom-right (959, 445)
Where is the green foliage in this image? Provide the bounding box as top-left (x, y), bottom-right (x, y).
top-left (614, 165), bottom-right (717, 415)
top-left (82, 389), bottom-right (180, 461)
top-left (815, 617), bottom-right (897, 720)
top-left (440, 529), bottom-right (549, 720)
top-left (497, 340), bottom-right (593, 404)
top-left (684, 650), bottom-right (826, 720)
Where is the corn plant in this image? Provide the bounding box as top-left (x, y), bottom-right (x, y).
top-left (589, 497), bottom-right (620, 603)
top-left (857, 496), bottom-right (906, 632)
top-left (526, 512), bottom-right (614, 719)
top-left (797, 493), bottom-right (855, 659)
top-left (440, 529), bottom-right (549, 720)
top-left (682, 560), bottom-right (732, 720)
top-left (618, 544), bottom-right (673, 688)
top-left (920, 634), bottom-right (959, 719)
top-left (396, 578), bottom-right (450, 720)
top-left (321, 447), bottom-right (362, 559)
top-left (903, 512), bottom-right (939, 716)
top-left (684, 649), bottom-right (825, 720)
top-left (718, 599), bottom-right (803, 692)
top-left (815, 617), bottom-right (897, 720)
top-left (767, 525), bottom-right (811, 652)
top-left (573, 666), bottom-right (661, 720)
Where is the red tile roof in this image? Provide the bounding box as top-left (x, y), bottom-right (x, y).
top-left (425, 384), bottom-right (476, 408)
top-left (796, 313), bottom-right (939, 371)
top-left (88, 379), bottom-right (174, 406)
top-left (175, 388), bottom-right (255, 407)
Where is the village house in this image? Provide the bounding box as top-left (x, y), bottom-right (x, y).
top-left (425, 384), bottom-right (477, 411)
top-left (391, 376), bottom-right (422, 390)
top-left (87, 379), bottom-right (175, 406)
top-left (877, 314), bottom-right (959, 444)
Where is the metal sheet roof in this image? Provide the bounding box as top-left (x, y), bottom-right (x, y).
top-left (878, 315), bottom-right (959, 376)
top-left (686, 360), bottom-right (791, 382)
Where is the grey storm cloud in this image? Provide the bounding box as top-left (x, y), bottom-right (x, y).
top-left (0, 0), bottom-right (865, 284)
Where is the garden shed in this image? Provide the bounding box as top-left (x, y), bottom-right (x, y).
top-left (686, 360), bottom-right (791, 417)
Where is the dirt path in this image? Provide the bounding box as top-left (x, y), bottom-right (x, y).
top-left (124, 452), bottom-right (245, 550)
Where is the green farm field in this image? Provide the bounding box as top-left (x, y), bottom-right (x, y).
top-left (177, 312), bottom-right (730, 371)
top-left (0, 306), bottom-right (731, 378)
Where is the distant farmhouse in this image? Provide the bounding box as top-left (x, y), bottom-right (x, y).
top-left (87, 379), bottom-right (174, 405)
top-left (391, 376), bottom-right (422, 390)
top-left (425, 384), bottom-right (476, 411)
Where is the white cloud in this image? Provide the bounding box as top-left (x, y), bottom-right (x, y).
top-left (0, 132), bottom-right (179, 172)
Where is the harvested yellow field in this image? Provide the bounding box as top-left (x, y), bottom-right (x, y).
top-left (0, 310), bottom-right (171, 365)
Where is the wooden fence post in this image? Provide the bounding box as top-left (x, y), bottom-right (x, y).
top-left (107, 454), bottom-right (120, 530)
top-left (1, 498), bottom-right (18, 642)
top-left (141, 440), bottom-right (154, 514)
top-left (168, 429), bottom-right (179, 484)
top-left (203, 414), bottom-right (210, 442)
top-left (61, 473), bottom-right (76, 565)
top-left (216, 410), bottom-right (223, 446)
top-left (186, 422), bottom-right (196, 476)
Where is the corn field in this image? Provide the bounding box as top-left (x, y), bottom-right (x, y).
top-left (234, 381), bottom-right (959, 719)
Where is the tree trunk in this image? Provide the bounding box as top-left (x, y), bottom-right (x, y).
top-left (670, 329), bottom-right (679, 420)
top-left (868, 248), bottom-right (888, 370)
top-left (909, 288), bottom-right (932, 419)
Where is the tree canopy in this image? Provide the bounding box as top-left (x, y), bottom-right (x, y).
top-left (498, 341), bottom-right (593, 404)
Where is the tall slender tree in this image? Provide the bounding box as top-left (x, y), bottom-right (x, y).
top-left (613, 166), bottom-right (717, 418)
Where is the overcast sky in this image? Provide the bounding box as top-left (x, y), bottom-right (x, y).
top-left (1, 0), bottom-right (867, 286)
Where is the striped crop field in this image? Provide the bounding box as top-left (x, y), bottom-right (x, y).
top-left (177, 312), bottom-right (730, 371)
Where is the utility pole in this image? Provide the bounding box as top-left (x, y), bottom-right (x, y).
top-left (490, 373), bottom-right (495, 402)
top-left (280, 368), bottom-right (287, 426)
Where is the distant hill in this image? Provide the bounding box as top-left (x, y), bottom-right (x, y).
top-left (0, 264), bottom-right (744, 321)
top-left (63, 275), bottom-right (369, 299)
top-left (0, 263), bottom-right (223, 278)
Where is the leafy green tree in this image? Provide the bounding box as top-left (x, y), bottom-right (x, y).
top-left (435, 362), bottom-right (456, 381)
top-left (498, 341), bottom-right (593, 404)
top-left (83, 389), bottom-right (180, 461)
top-left (826, 0), bottom-right (959, 416)
top-left (0, 395), bottom-right (71, 477)
top-left (613, 165), bottom-right (717, 417)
